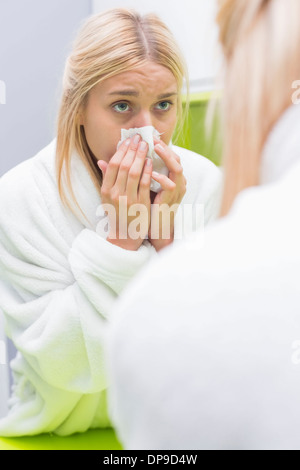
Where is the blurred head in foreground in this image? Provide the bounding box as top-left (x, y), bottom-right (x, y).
top-left (217, 0), bottom-right (300, 216)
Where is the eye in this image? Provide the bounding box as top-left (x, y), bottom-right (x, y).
top-left (155, 101), bottom-right (173, 112)
top-left (113, 102), bottom-right (130, 113)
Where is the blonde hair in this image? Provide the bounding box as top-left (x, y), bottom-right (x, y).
top-left (216, 0), bottom-right (300, 216)
top-left (55, 8), bottom-right (189, 222)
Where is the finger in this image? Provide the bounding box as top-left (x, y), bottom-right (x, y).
top-left (101, 138), bottom-right (131, 190)
top-left (138, 158), bottom-right (152, 201)
top-left (97, 160), bottom-right (108, 178)
top-left (115, 134), bottom-right (141, 193)
top-left (151, 171), bottom-right (176, 191)
top-left (153, 136), bottom-right (180, 157)
top-left (127, 140), bottom-right (149, 200)
top-left (153, 136), bottom-right (181, 164)
top-left (154, 139), bottom-right (181, 164)
top-left (154, 142), bottom-right (183, 174)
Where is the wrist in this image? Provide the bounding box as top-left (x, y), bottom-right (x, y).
top-left (151, 233), bottom-right (174, 252)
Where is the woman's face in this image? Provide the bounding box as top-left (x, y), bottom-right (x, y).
top-left (80, 61), bottom-right (178, 163)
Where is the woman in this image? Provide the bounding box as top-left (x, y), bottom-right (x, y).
top-left (107, 0), bottom-right (300, 450)
top-left (0, 9), bottom-right (221, 436)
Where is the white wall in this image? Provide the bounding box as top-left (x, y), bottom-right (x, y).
top-left (0, 0), bottom-right (92, 393)
top-left (0, 0), bottom-right (92, 176)
top-left (92, 0), bottom-right (220, 91)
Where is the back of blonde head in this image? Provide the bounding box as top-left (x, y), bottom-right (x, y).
top-left (55, 9), bottom-right (188, 222)
top-left (217, 0), bottom-right (300, 216)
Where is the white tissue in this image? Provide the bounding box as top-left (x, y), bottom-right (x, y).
top-left (117, 126), bottom-right (169, 193)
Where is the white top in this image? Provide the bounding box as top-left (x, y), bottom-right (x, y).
top-left (107, 104), bottom-right (300, 450)
top-left (0, 139), bottom-right (221, 436)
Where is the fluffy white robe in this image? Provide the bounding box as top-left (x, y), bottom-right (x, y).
top-left (0, 139), bottom-right (221, 436)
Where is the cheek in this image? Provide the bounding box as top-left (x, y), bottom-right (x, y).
top-left (83, 108), bottom-right (123, 162)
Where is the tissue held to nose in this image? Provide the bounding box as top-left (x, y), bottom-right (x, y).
top-left (117, 126), bottom-right (169, 193)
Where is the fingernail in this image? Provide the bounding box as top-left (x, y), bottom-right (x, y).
top-left (146, 158), bottom-right (152, 166)
top-left (155, 144), bottom-right (164, 153)
top-left (133, 134), bottom-right (141, 145)
top-left (139, 141), bottom-right (148, 151)
top-left (124, 138), bottom-right (131, 146)
top-left (152, 171), bottom-right (160, 177)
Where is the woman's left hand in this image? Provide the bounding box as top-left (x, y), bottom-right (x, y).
top-left (148, 137), bottom-right (187, 251)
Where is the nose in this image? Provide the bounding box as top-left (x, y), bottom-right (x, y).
top-left (132, 110), bottom-right (153, 128)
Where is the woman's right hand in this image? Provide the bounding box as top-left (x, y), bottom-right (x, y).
top-left (97, 134), bottom-right (152, 251)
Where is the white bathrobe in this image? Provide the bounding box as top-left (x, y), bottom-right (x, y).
top-left (0, 138), bottom-right (221, 436)
top-left (107, 104), bottom-right (300, 450)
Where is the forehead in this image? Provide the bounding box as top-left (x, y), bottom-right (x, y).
top-left (95, 62), bottom-right (178, 97)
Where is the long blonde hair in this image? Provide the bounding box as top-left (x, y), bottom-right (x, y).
top-left (216, 0), bottom-right (300, 216)
top-left (55, 8), bottom-right (189, 222)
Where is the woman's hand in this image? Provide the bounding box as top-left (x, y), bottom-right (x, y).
top-left (97, 135), bottom-right (152, 251)
top-left (148, 137), bottom-right (187, 252)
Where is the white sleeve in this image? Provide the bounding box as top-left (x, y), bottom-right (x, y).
top-left (69, 228), bottom-right (153, 299)
top-left (0, 180), bottom-right (153, 395)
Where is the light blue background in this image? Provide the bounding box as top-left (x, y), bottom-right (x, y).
top-left (0, 0), bottom-right (92, 176)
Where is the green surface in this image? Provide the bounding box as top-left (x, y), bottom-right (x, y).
top-left (175, 91), bottom-right (222, 167)
top-left (0, 428), bottom-right (122, 450)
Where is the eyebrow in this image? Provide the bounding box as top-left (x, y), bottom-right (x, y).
top-left (158, 92), bottom-right (178, 99)
top-left (108, 90), bottom-right (178, 99)
top-left (109, 90), bottom-right (139, 97)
